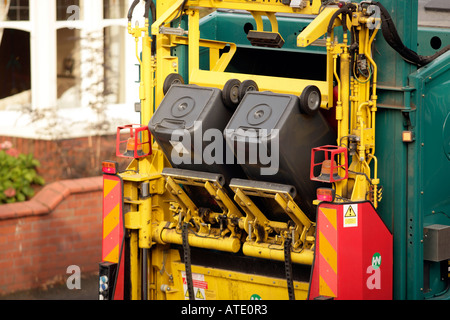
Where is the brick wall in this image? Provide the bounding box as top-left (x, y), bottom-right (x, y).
top-left (0, 176), bottom-right (103, 295)
top-left (0, 135), bottom-right (129, 186)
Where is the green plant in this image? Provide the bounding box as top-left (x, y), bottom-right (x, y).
top-left (0, 142), bottom-right (45, 204)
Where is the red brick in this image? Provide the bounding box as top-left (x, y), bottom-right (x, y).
top-left (49, 182), bottom-right (71, 199)
top-left (12, 256), bottom-right (32, 268)
top-left (47, 217), bottom-right (66, 228)
top-left (0, 175), bottom-right (106, 294)
top-left (77, 177), bottom-right (103, 192)
top-left (68, 179), bottom-right (89, 193)
top-left (27, 200), bottom-right (49, 215)
top-left (0, 222), bottom-right (18, 235)
top-left (81, 198), bottom-right (100, 209)
top-left (80, 215), bottom-right (100, 224)
top-left (6, 231), bottom-right (40, 243)
top-left (31, 215), bottom-right (52, 231)
top-left (0, 260), bottom-right (13, 270)
top-left (0, 250), bottom-right (23, 261)
top-left (0, 204), bottom-right (19, 220)
top-left (34, 187), bottom-right (64, 211)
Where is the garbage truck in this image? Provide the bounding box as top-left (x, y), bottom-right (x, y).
top-left (99, 0), bottom-right (450, 300)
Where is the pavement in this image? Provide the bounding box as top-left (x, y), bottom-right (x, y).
top-left (0, 273), bottom-right (99, 300)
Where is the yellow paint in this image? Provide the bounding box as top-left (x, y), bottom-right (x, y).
top-left (103, 179), bottom-right (118, 198)
top-left (319, 275), bottom-right (336, 297)
top-left (297, 7), bottom-right (339, 47)
top-left (169, 262), bottom-right (310, 300)
top-left (103, 204), bottom-right (120, 239)
top-left (104, 244), bottom-right (119, 263)
top-left (319, 231), bottom-right (337, 273)
top-left (243, 242), bottom-right (314, 265)
top-left (190, 69), bottom-right (330, 108)
top-left (319, 207), bottom-right (337, 230)
top-left (160, 228), bottom-right (241, 253)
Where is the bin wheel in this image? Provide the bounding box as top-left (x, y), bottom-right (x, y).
top-left (299, 85), bottom-right (321, 115)
top-left (238, 80), bottom-right (259, 100)
top-left (222, 79), bottom-right (242, 110)
top-left (163, 73), bottom-right (185, 95)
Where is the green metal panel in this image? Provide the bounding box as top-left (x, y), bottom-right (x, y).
top-left (196, 11), bottom-right (329, 81)
top-left (376, 51), bottom-right (450, 301)
top-left (200, 10), bottom-right (327, 53)
top-left (375, 109), bottom-right (409, 299)
top-left (372, 0), bottom-right (421, 300)
top-left (418, 27), bottom-right (450, 57)
top-left (376, 0), bottom-right (418, 111)
top-left (408, 51), bottom-right (450, 299)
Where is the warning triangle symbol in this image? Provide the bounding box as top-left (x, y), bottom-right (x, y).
top-left (345, 206), bottom-right (357, 217)
top-left (196, 289), bottom-right (205, 300)
top-left (185, 289), bottom-right (189, 298)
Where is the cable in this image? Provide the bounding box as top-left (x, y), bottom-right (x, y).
top-left (127, 0), bottom-right (140, 22)
top-left (327, 3), bottom-right (357, 36)
top-left (372, 1), bottom-right (450, 67)
top-left (168, 0), bottom-right (188, 27)
top-left (143, 0), bottom-right (157, 55)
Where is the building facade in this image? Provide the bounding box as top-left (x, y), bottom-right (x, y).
top-left (0, 0), bottom-right (141, 139)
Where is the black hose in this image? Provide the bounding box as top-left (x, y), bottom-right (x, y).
top-left (143, 0), bottom-right (152, 19)
top-left (372, 1), bottom-right (450, 67)
top-left (327, 7), bottom-right (348, 36)
top-left (326, 3), bottom-right (357, 36)
top-left (128, 0), bottom-right (140, 22)
top-left (144, 0), bottom-right (157, 55)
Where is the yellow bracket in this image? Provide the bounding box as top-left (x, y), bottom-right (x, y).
top-left (165, 176), bottom-right (197, 223)
top-left (189, 69), bottom-right (329, 108)
top-left (230, 179), bottom-right (315, 249)
top-left (297, 6), bottom-right (340, 47)
top-left (251, 11), bottom-right (279, 33)
top-left (273, 193), bottom-right (315, 249)
top-left (172, 37), bottom-right (237, 73)
top-left (233, 188), bottom-right (270, 226)
top-left (162, 169), bottom-right (241, 218)
top-left (203, 181), bottom-right (243, 219)
top-left (186, 0), bottom-right (322, 15)
top-left (151, 0), bottom-right (185, 35)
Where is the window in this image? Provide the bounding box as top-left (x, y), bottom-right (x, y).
top-left (104, 26), bottom-right (126, 104)
top-left (56, 0), bottom-right (81, 21)
top-left (7, 0), bottom-right (29, 21)
top-left (104, 0), bottom-right (126, 20)
top-left (0, 29), bottom-right (31, 100)
top-left (57, 28), bottom-right (81, 108)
